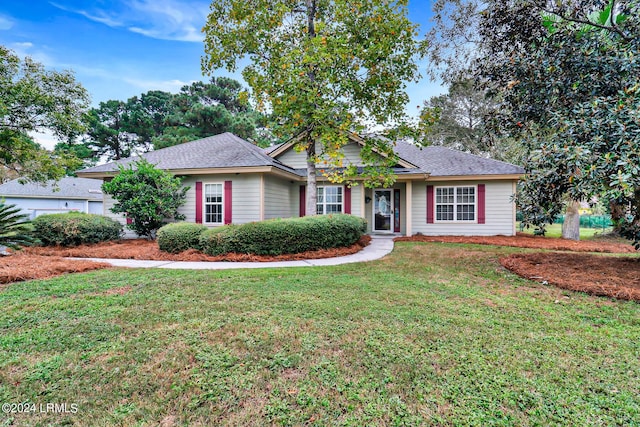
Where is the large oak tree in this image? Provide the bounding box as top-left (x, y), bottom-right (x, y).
top-left (202, 0), bottom-right (426, 214)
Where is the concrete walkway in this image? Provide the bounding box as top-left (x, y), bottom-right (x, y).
top-left (72, 236), bottom-right (395, 270)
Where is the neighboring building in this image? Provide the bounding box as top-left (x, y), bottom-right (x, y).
top-left (0, 177), bottom-right (104, 219)
top-left (77, 132), bottom-right (524, 236)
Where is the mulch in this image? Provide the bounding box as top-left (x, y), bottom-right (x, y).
top-left (397, 233), bottom-right (639, 302)
top-left (0, 253), bottom-right (110, 286)
top-left (500, 253), bottom-right (640, 302)
top-left (25, 235), bottom-right (372, 262)
top-left (395, 233), bottom-right (637, 253)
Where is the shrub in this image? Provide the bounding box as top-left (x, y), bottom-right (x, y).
top-left (33, 212), bottom-right (123, 246)
top-left (198, 226), bottom-right (238, 256)
top-left (198, 214), bottom-right (367, 256)
top-left (157, 222), bottom-right (208, 253)
top-left (102, 159), bottom-right (188, 239)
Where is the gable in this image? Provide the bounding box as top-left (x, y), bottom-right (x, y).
top-left (272, 134), bottom-right (417, 170)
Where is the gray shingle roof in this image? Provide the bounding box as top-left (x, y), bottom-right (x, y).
top-left (393, 142), bottom-right (524, 177)
top-left (0, 177), bottom-right (103, 200)
top-left (79, 132), bottom-right (302, 175)
top-left (78, 132), bottom-right (524, 178)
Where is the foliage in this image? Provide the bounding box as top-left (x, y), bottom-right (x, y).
top-left (32, 212), bottom-right (123, 247)
top-left (79, 79), bottom-right (268, 162)
top-left (0, 46), bottom-right (88, 182)
top-left (101, 159), bottom-right (188, 239)
top-left (202, 0), bottom-right (426, 214)
top-left (157, 222), bottom-right (208, 254)
top-left (198, 214), bottom-right (367, 256)
top-left (0, 201), bottom-right (36, 250)
top-left (198, 225), bottom-right (238, 256)
top-left (1, 243), bottom-right (639, 425)
top-left (427, 0), bottom-right (640, 246)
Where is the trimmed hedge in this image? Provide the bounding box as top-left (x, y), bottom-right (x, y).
top-left (197, 214), bottom-right (367, 256)
top-left (157, 222), bottom-right (208, 253)
top-left (33, 212), bottom-right (123, 246)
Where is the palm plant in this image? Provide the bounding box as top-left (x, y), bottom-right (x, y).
top-left (0, 201), bottom-right (36, 251)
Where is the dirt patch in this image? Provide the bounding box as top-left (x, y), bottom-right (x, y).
top-left (0, 253), bottom-right (111, 286)
top-left (396, 233), bottom-right (636, 254)
top-left (25, 235), bottom-right (372, 263)
top-left (500, 253), bottom-right (640, 302)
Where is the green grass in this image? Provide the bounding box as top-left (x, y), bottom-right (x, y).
top-left (1, 242), bottom-right (639, 426)
top-left (517, 222), bottom-right (613, 239)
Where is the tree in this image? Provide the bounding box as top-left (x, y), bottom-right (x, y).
top-left (427, 0), bottom-right (640, 246)
top-left (101, 159), bottom-right (189, 239)
top-left (153, 78), bottom-right (259, 149)
top-left (202, 0), bottom-right (426, 215)
top-left (0, 46), bottom-right (88, 182)
top-left (0, 201), bottom-right (36, 250)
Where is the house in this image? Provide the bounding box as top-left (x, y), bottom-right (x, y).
top-left (77, 132), bottom-right (524, 236)
top-left (0, 177), bottom-right (104, 219)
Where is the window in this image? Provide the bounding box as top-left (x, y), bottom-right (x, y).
top-left (317, 186), bottom-right (343, 215)
top-left (204, 183), bottom-right (223, 223)
top-left (436, 186), bottom-right (475, 221)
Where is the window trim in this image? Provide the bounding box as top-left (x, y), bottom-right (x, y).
top-left (434, 185), bottom-right (477, 223)
top-left (203, 182), bottom-right (224, 225)
top-left (316, 185), bottom-right (344, 215)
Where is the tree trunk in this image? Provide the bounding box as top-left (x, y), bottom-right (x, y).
top-left (609, 199), bottom-right (626, 233)
top-left (304, 0), bottom-right (318, 216)
top-left (306, 139), bottom-right (317, 216)
top-left (562, 200), bottom-right (581, 240)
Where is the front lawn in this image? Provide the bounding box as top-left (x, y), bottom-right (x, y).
top-left (1, 242), bottom-right (638, 426)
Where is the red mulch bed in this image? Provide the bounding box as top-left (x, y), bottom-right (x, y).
top-left (500, 253), bottom-right (640, 302)
top-left (0, 253), bottom-right (111, 286)
top-left (25, 235), bottom-right (372, 262)
top-left (397, 233), bottom-right (639, 302)
top-left (395, 233), bottom-right (636, 253)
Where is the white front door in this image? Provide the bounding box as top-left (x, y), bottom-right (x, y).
top-left (373, 189), bottom-right (393, 232)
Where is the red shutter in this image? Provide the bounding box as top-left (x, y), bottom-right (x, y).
top-left (299, 185), bottom-right (306, 217)
top-left (224, 180), bottom-right (232, 224)
top-left (426, 185), bottom-right (434, 224)
top-left (478, 184), bottom-right (486, 224)
top-left (195, 182), bottom-right (203, 224)
top-left (344, 186), bottom-right (351, 214)
top-left (126, 214), bottom-right (132, 225)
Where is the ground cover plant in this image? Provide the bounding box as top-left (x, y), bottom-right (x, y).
top-left (1, 242), bottom-right (638, 426)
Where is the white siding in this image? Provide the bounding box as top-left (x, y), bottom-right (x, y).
top-left (264, 176), bottom-right (296, 219)
top-left (276, 142), bottom-right (369, 169)
top-left (180, 174), bottom-right (261, 225)
top-left (411, 180), bottom-right (517, 236)
top-left (3, 196), bottom-right (101, 219)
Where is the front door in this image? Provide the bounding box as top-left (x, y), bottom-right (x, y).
top-left (373, 189), bottom-right (393, 232)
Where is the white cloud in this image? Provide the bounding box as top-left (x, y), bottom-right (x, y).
top-left (123, 77), bottom-right (193, 93)
top-left (9, 42), bottom-right (56, 66)
top-left (0, 14), bottom-right (14, 30)
top-left (50, 0), bottom-right (209, 42)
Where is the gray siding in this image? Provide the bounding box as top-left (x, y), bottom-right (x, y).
top-left (411, 180), bottom-right (517, 236)
top-left (264, 176), bottom-right (296, 219)
top-left (276, 142), bottom-right (368, 168)
top-left (180, 174), bottom-right (261, 226)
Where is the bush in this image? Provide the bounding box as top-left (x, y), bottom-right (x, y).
top-left (33, 212), bottom-right (123, 246)
top-left (198, 214), bottom-right (367, 256)
top-left (157, 222), bottom-right (208, 253)
top-left (198, 226), bottom-right (238, 256)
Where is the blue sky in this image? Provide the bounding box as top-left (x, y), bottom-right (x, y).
top-left (0, 0), bottom-right (443, 149)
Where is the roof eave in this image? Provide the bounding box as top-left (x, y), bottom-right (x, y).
top-left (426, 173), bottom-right (524, 181)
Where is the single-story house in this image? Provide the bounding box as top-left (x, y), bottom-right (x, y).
top-left (77, 132), bottom-right (524, 236)
top-left (0, 177), bottom-right (104, 219)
